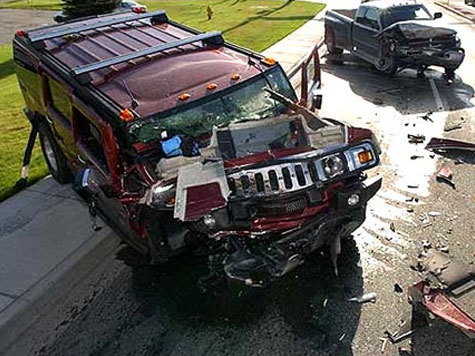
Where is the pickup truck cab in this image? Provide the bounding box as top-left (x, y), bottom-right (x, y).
top-left (325, 1), bottom-right (465, 78)
top-left (14, 10), bottom-right (381, 288)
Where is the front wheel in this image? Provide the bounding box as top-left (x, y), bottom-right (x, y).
top-left (374, 56), bottom-right (397, 75)
top-left (38, 121), bottom-right (71, 184)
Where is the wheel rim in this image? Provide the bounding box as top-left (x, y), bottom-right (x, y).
top-left (377, 57), bottom-right (392, 72)
top-left (43, 135), bottom-right (58, 173)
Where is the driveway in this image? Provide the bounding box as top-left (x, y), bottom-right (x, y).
top-left (0, 8), bottom-right (54, 44)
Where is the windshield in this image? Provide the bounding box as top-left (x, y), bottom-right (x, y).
top-left (127, 67), bottom-right (296, 143)
top-left (381, 5), bottom-right (432, 28)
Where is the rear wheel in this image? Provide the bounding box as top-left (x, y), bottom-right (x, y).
top-left (38, 121), bottom-right (71, 183)
top-left (325, 27), bottom-right (343, 55)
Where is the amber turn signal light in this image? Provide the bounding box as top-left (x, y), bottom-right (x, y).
top-left (263, 57), bottom-right (276, 66)
top-left (231, 73), bottom-right (241, 81)
top-left (358, 150), bottom-right (373, 164)
top-left (119, 108), bottom-right (134, 122)
top-left (206, 83), bottom-right (218, 90)
top-left (178, 93), bottom-right (191, 101)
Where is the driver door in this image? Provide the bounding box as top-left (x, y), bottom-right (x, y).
top-left (353, 6), bottom-right (381, 63)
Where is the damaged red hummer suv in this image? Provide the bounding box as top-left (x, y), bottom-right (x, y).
top-left (14, 10), bottom-right (382, 287)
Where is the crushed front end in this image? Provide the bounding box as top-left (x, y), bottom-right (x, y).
top-left (145, 114), bottom-right (382, 286)
top-left (382, 22), bottom-right (465, 76)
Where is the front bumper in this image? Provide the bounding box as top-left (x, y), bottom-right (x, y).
top-left (398, 47), bottom-right (465, 71)
top-left (222, 176), bottom-right (382, 284)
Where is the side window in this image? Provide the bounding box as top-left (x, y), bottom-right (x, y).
top-left (48, 79), bottom-right (72, 119)
top-left (364, 8), bottom-right (380, 30)
top-left (356, 7), bottom-right (368, 25)
top-left (75, 110), bottom-right (107, 168)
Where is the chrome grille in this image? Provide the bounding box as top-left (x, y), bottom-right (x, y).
top-left (228, 161), bottom-right (322, 197)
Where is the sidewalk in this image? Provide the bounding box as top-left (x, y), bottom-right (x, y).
top-left (0, 177), bottom-right (119, 354)
top-left (434, 0), bottom-right (475, 22)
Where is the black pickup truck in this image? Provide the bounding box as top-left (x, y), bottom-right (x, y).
top-left (324, 0), bottom-right (465, 78)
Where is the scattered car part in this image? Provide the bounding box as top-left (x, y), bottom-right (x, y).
top-left (436, 166), bottom-right (456, 188)
top-left (408, 134), bottom-right (425, 144)
top-left (408, 250), bottom-right (475, 338)
top-left (425, 137), bottom-right (475, 152)
top-left (348, 292), bottom-right (377, 303)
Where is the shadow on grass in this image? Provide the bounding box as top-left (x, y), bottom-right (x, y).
top-left (222, 0), bottom-right (293, 35)
top-left (0, 58), bottom-right (16, 80)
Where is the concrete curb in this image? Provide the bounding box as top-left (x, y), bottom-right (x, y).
top-left (434, 1), bottom-right (475, 23)
top-left (0, 225), bottom-right (119, 354)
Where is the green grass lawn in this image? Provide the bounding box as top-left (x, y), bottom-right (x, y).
top-left (1, 0), bottom-right (325, 52)
top-left (0, 45), bottom-right (49, 201)
top-left (0, 0), bottom-right (324, 201)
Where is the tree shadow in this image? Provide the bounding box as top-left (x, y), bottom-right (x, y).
top-left (222, 1), bottom-right (294, 35)
top-left (321, 53), bottom-right (474, 116)
top-left (0, 58), bottom-right (16, 81)
top-left (112, 237), bottom-right (363, 355)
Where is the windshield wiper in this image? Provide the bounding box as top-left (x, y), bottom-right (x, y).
top-left (264, 88), bottom-right (329, 129)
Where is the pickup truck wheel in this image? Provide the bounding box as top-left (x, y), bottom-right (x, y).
top-left (38, 121), bottom-right (71, 184)
top-left (374, 56), bottom-right (397, 75)
top-left (325, 28), bottom-right (343, 55)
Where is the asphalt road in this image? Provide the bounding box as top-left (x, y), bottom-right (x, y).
top-left (10, 2), bottom-right (475, 356)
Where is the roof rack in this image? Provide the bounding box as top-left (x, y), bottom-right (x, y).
top-left (27, 10), bottom-right (168, 46)
top-left (71, 31), bottom-right (224, 84)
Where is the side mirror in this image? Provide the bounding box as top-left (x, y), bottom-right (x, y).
top-left (72, 167), bottom-right (107, 200)
top-left (310, 84), bottom-right (323, 110)
top-left (434, 12), bottom-right (443, 19)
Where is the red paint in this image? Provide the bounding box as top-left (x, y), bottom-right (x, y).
top-left (184, 183), bottom-right (226, 221)
top-left (347, 126), bottom-right (373, 144)
top-left (415, 281), bottom-right (475, 338)
top-left (100, 122), bottom-right (121, 191)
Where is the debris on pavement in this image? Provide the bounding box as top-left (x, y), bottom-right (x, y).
top-left (394, 283), bottom-right (404, 293)
top-left (418, 111), bottom-right (433, 122)
top-left (348, 292), bottom-right (377, 303)
top-left (427, 211), bottom-right (442, 217)
top-left (390, 222), bottom-right (396, 232)
top-left (436, 166), bottom-right (456, 189)
top-left (384, 329), bottom-right (415, 344)
top-left (407, 250), bottom-right (475, 339)
top-left (422, 240), bottom-right (432, 249)
top-left (410, 155), bottom-right (423, 160)
top-left (407, 134), bottom-right (425, 144)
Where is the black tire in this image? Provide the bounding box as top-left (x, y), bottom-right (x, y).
top-left (374, 56), bottom-right (397, 75)
top-left (38, 121), bottom-right (72, 184)
top-left (325, 27), bottom-right (343, 55)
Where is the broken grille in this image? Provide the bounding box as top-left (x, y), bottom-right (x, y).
top-left (228, 162), bottom-right (321, 197)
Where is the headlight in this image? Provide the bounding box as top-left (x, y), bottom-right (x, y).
top-left (151, 184), bottom-right (176, 207)
top-left (321, 154), bottom-right (346, 179)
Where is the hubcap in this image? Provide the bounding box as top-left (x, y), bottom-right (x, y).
top-left (43, 135), bottom-right (58, 173)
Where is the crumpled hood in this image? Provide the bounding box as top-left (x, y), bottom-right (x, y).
top-left (384, 20), bottom-right (456, 40)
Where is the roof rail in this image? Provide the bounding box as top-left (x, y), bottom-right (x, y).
top-left (28, 10), bottom-right (168, 45)
top-left (72, 31), bottom-right (224, 84)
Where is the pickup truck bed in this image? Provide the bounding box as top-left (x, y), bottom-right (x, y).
top-left (332, 9), bottom-right (356, 19)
